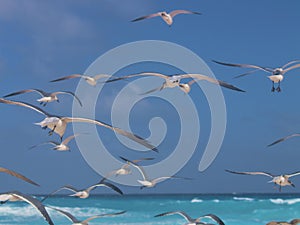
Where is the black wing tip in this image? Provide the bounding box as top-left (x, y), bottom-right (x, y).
top-left (267, 139), bottom-right (282, 147)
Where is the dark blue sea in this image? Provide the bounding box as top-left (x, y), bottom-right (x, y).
top-left (0, 194), bottom-right (299, 225)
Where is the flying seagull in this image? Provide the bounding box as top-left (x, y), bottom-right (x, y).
top-left (0, 191), bottom-right (54, 225)
top-left (268, 133), bottom-right (300, 147)
top-left (42, 180), bottom-right (123, 201)
top-left (3, 88), bottom-right (82, 107)
top-left (267, 219), bottom-right (300, 225)
top-left (0, 167), bottom-right (39, 186)
top-left (120, 157), bottom-right (190, 188)
top-left (48, 207), bottom-right (126, 225)
top-left (105, 72), bottom-right (245, 94)
top-left (29, 134), bottom-right (80, 151)
top-left (226, 169), bottom-right (300, 191)
top-left (0, 98), bottom-right (157, 151)
top-left (104, 157), bottom-right (154, 178)
top-left (50, 74), bottom-right (111, 86)
top-left (155, 211), bottom-right (225, 225)
top-left (132, 10), bottom-right (201, 26)
top-left (212, 59), bottom-right (300, 92)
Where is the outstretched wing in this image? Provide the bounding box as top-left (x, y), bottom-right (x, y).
top-left (29, 141), bottom-right (59, 150)
top-left (155, 211), bottom-right (194, 223)
top-left (268, 133), bottom-right (300, 147)
top-left (53, 91), bottom-right (82, 107)
top-left (0, 167), bottom-right (39, 186)
top-left (225, 169), bottom-right (274, 178)
top-left (10, 191), bottom-right (54, 225)
top-left (63, 117), bottom-right (158, 152)
top-left (139, 83), bottom-right (165, 95)
top-left (61, 134), bottom-right (80, 145)
top-left (287, 171), bottom-right (300, 178)
top-left (41, 185), bottom-right (78, 202)
top-left (180, 74), bottom-right (245, 92)
top-left (169, 10), bottom-right (201, 18)
top-left (212, 60), bottom-right (273, 72)
top-left (0, 98), bottom-right (50, 116)
top-left (3, 89), bottom-right (47, 98)
top-left (283, 63), bottom-right (300, 73)
top-left (281, 60), bottom-right (300, 69)
top-left (87, 181), bottom-right (123, 195)
top-left (48, 206), bottom-right (79, 223)
top-left (50, 74), bottom-right (82, 82)
top-left (198, 214), bottom-right (225, 225)
top-left (82, 211), bottom-right (126, 224)
top-left (105, 72), bottom-right (167, 83)
top-left (131, 13), bottom-right (161, 22)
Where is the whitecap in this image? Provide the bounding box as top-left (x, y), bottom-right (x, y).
top-left (233, 197), bottom-right (254, 201)
top-left (191, 198), bottom-right (202, 203)
top-left (270, 198), bottom-right (300, 205)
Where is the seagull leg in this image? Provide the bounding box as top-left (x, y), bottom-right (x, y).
top-left (48, 125), bottom-right (56, 136)
top-left (271, 82), bottom-right (275, 92)
top-left (276, 82), bottom-right (281, 92)
top-left (43, 102), bottom-right (47, 107)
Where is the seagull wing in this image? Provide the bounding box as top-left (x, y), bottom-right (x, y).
top-left (52, 91), bottom-right (82, 107)
top-left (10, 191), bottom-right (54, 225)
top-left (3, 89), bottom-right (47, 98)
top-left (151, 176), bottom-right (173, 184)
top-left (212, 60), bottom-right (273, 72)
top-left (155, 211), bottom-right (194, 222)
top-left (198, 214), bottom-right (225, 225)
top-left (87, 181), bottom-right (123, 195)
top-left (0, 98), bottom-right (49, 116)
top-left (286, 171), bottom-right (300, 178)
top-left (169, 10), bottom-right (201, 18)
top-left (29, 141), bottom-right (59, 150)
top-left (41, 185), bottom-right (78, 202)
top-left (105, 72), bottom-right (167, 83)
top-left (267, 133), bottom-right (300, 147)
top-left (62, 117), bottom-right (158, 152)
top-left (61, 134), bottom-right (80, 145)
top-left (50, 74), bottom-right (82, 82)
top-left (139, 83), bottom-right (165, 95)
top-left (48, 206), bottom-right (79, 223)
top-left (131, 12), bottom-right (161, 22)
top-left (93, 74), bottom-right (111, 80)
top-left (82, 211), bottom-right (126, 224)
top-left (180, 74), bottom-right (245, 92)
top-left (0, 167), bottom-right (39, 186)
top-left (225, 169), bottom-right (274, 178)
top-left (283, 63), bottom-right (300, 73)
top-left (281, 60), bottom-right (300, 69)
top-left (132, 158), bottom-right (154, 163)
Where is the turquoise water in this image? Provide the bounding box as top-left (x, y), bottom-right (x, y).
top-left (0, 194), bottom-right (299, 225)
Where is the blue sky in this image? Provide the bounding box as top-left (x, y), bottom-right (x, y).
top-left (1, 0), bottom-right (300, 195)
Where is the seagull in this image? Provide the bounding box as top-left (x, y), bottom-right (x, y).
top-left (104, 157), bottom-right (154, 178)
top-left (267, 219), bottom-right (300, 225)
top-left (131, 10), bottom-right (201, 26)
top-left (50, 74), bottom-right (111, 86)
top-left (225, 169), bottom-right (300, 191)
top-left (154, 211), bottom-right (225, 225)
top-left (105, 72), bottom-right (245, 93)
top-left (120, 157), bottom-right (190, 188)
top-left (42, 180), bottom-right (123, 201)
top-left (212, 59), bottom-right (300, 92)
top-left (0, 98), bottom-right (157, 151)
top-left (268, 133), bottom-right (300, 147)
top-left (0, 166), bottom-right (39, 186)
top-left (48, 207), bottom-right (126, 225)
top-left (29, 134), bottom-right (80, 151)
top-left (0, 191), bottom-right (54, 225)
top-left (3, 88), bottom-right (82, 107)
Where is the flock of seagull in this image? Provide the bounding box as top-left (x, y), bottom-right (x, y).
top-left (1, 7), bottom-right (300, 225)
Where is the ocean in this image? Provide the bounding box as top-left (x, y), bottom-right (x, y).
top-left (0, 194), bottom-right (299, 225)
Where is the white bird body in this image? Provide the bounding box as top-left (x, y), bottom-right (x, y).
top-left (268, 74), bottom-right (284, 83)
top-left (69, 190), bottom-right (89, 199)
